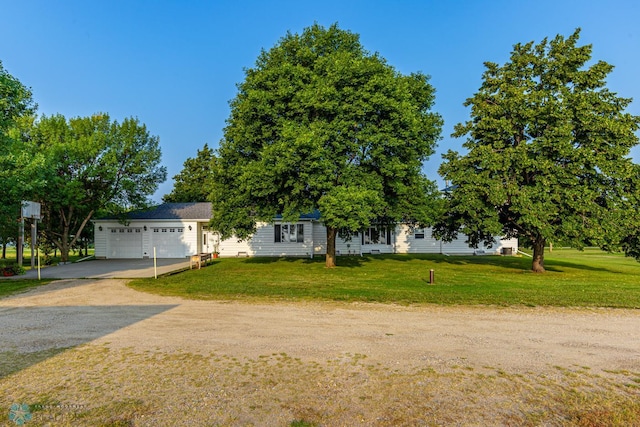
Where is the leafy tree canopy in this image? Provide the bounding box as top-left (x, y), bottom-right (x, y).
top-left (436, 29), bottom-right (640, 272)
top-left (31, 113), bottom-right (167, 261)
top-left (210, 23), bottom-right (443, 267)
top-left (163, 143), bottom-right (216, 203)
top-left (0, 60), bottom-right (34, 133)
top-left (0, 61), bottom-right (44, 256)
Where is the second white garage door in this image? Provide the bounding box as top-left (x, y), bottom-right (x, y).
top-left (151, 227), bottom-right (187, 258)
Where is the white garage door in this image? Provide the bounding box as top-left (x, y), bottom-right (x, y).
top-left (151, 227), bottom-right (186, 258)
top-left (107, 227), bottom-right (143, 258)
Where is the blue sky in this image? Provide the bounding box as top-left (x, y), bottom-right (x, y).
top-left (2, 0), bottom-right (639, 201)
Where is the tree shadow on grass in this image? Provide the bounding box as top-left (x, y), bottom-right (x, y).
top-left (240, 256), bottom-right (373, 268)
top-left (242, 256), bottom-right (318, 265)
top-left (236, 253), bottom-right (619, 273)
top-left (430, 254), bottom-right (614, 273)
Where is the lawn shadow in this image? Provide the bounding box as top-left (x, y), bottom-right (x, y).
top-left (240, 255), bottom-right (373, 268)
top-left (430, 254), bottom-right (614, 273)
top-left (230, 253), bottom-right (619, 273)
top-left (242, 256), bottom-right (318, 265)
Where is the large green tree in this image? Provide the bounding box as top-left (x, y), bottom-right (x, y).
top-left (436, 29), bottom-right (640, 272)
top-left (31, 113), bottom-right (167, 262)
top-left (163, 143), bottom-right (216, 202)
top-left (0, 61), bottom-right (44, 261)
top-left (210, 23), bottom-right (443, 267)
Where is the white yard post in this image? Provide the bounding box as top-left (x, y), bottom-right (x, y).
top-left (17, 217), bottom-right (24, 267)
top-left (30, 220), bottom-right (37, 269)
top-left (154, 247), bottom-right (157, 279)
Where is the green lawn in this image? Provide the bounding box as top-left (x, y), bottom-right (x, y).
top-left (0, 247), bottom-right (94, 269)
top-left (0, 279), bottom-right (52, 298)
top-left (128, 248), bottom-right (640, 308)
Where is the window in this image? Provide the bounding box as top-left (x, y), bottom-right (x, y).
top-left (362, 227), bottom-right (391, 245)
top-left (274, 223), bottom-right (304, 243)
top-left (414, 228), bottom-right (425, 239)
top-left (153, 228), bottom-right (159, 233)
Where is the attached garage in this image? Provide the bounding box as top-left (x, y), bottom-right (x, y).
top-left (94, 203), bottom-right (212, 260)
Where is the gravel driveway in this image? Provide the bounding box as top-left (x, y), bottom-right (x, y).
top-left (1, 279), bottom-right (639, 425)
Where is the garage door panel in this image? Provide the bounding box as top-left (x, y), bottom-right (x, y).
top-left (107, 228), bottom-right (142, 258)
top-left (151, 227), bottom-right (186, 258)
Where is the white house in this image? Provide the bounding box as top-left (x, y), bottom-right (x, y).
top-left (94, 202), bottom-right (518, 259)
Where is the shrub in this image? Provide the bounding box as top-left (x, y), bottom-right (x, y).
top-left (2, 264), bottom-right (26, 276)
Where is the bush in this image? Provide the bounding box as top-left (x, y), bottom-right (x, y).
top-left (2, 264), bottom-right (26, 276)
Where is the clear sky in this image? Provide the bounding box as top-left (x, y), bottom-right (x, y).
top-left (2, 0), bottom-right (639, 201)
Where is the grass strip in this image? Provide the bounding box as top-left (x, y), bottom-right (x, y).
top-left (128, 249), bottom-right (640, 308)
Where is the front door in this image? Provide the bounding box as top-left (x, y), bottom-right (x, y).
top-left (202, 229), bottom-right (217, 254)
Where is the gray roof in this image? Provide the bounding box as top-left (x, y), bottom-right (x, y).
top-left (98, 202), bottom-right (212, 221)
top-left (97, 203), bottom-right (321, 222)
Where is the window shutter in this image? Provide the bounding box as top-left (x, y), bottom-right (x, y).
top-left (386, 228), bottom-right (391, 245)
top-left (297, 224), bottom-right (304, 243)
top-left (274, 224), bottom-right (281, 243)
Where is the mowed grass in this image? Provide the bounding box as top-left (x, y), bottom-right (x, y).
top-left (0, 247), bottom-right (94, 269)
top-left (128, 248), bottom-right (640, 308)
top-left (0, 279), bottom-right (52, 298)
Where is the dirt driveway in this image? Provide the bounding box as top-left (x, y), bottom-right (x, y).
top-left (1, 279), bottom-right (639, 425)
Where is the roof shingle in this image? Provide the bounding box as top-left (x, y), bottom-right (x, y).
top-left (98, 202), bottom-right (212, 221)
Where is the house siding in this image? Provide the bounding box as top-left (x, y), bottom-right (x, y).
top-left (395, 226), bottom-right (442, 254)
top-left (94, 226), bottom-right (108, 259)
top-left (312, 222), bottom-right (327, 255)
top-left (336, 235), bottom-right (361, 255)
top-left (395, 226), bottom-right (518, 255)
top-left (216, 223), bottom-right (518, 257)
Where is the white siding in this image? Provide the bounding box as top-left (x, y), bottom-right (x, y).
top-left (312, 222), bottom-right (327, 255)
top-left (394, 225), bottom-right (518, 255)
top-left (395, 226), bottom-right (442, 254)
top-left (218, 221), bottom-right (314, 257)
top-left (494, 237), bottom-right (519, 255)
top-left (440, 238), bottom-right (476, 254)
top-left (336, 235), bottom-right (361, 255)
top-left (94, 225), bottom-right (108, 259)
top-left (217, 235), bottom-right (253, 257)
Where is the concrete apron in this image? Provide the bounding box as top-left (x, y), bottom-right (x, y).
top-left (2, 258), bottom-right (191, 280)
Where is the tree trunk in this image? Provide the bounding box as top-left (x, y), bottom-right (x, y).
top-left (326, 226), bottom-right (337, 268)
top-left (532, 239), bottom-right (546, 273)
top-left (59, 225), bottom-right (71, 263)
top-left (1, 241), bottom-right (6, 259)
